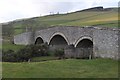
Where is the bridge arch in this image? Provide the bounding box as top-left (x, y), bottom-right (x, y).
top-left (48, 32), bottom-right (69, 50)
top-left (35, 37), bottom-right (44, 44)
top-left (48, 32), bottom-right (70, 45)
top-left (74, 36), bottom-right (93, 47)
top-left (75, 36), bottom-right (93, 59)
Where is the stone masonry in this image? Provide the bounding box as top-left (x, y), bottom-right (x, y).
top-left (14, 26), bottom-right (120, 60)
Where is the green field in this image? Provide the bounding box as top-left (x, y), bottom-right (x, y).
top-left (3, 59), bottom-right (118, 78)
top-left (0, 62), bottom-right (2, 78)
top-left (31, 56), bottom-right (58, 62)
top-left (2, 42), bottom-right (25, 51)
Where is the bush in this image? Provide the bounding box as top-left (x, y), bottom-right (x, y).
top-left (16, 48), bottom-right (32, 62)
top-left (54, 49), bottom-right (64, 59)
top-left (30, 44), bottom-right (49, 57)
top-left (2, 49), bottom-right (17, 62)
top-left (2, 43), bottom-right (49, 62)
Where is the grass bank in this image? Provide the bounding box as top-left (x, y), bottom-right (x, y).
top-left (2, 42), bottom-right (25, 51)
top-left (3, 58), bottom-right (118, 78)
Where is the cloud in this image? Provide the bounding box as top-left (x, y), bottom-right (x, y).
top-left (0, 0), bottom-right (119, 23)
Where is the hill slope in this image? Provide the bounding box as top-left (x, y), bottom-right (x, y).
top-left (2, 7), bottom-right (118, 37)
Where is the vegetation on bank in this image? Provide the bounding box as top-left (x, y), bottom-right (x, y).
top-left (2, 43), bottom-right (65, 62)
top-left (2, 43), bottom-right (119, 78)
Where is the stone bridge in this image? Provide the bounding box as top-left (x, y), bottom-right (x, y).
top-left (14, 26), bottom-right (120, 60)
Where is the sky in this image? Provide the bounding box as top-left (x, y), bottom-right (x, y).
top-left (0, 0), bottom-right (119, 23)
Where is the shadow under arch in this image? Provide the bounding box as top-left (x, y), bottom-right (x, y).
top-left (48, 32), bottom-right (70, 45)
top-left (74, 36), bottom-right (93, 59)
top-left (74, 36), bottom-right (93, 48)
top-left (35, 37), bottom-right (44, 45)
top-left (48, 32), bottom-right (69, 50)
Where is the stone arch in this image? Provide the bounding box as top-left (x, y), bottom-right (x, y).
top-left (48, 32), bottom-right (69, 50)
top-left (74, 36), bottom-right (93, 59)
top-left (48, 32), bottom-right (70, 45)
top-left (74, 36), bottom-right (93, 47)
top-left (35, 37), bottom-right (44, 44)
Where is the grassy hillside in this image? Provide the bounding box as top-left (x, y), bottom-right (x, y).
top-left (2, 7), bottom-right (118, 36)
top-left (3, 59), bottom-right (118, 78)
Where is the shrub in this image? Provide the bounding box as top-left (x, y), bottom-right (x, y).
top-left (2, 43), bottom-right (49, 62)
top-left (54, 49), bottom-right (64, 59)
top-left (2, 49), bottom-right (17, 62)
top-left (30, 44), bottom-right (49, 57)
top-left (16, 48), bottom-right (32, 62)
